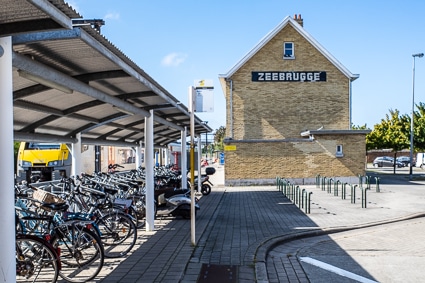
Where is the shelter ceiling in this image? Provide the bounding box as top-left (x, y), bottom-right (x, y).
top-left (7, 0), bottom-right (211, 147)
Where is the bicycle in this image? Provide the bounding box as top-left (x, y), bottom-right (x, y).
top-left (16, 210), bottom-right (60, 283)
top-left (18, 191), bottom-right (105, 283)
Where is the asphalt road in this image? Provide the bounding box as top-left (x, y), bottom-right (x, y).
top-left (296, 218), bottom-right (425, 283)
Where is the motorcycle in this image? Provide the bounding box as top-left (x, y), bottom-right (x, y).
top-left (193, 166), bottom-right (215, 196)
top-left (192, 174), bottom-right (213, 196)
top-left (155, 190), bottom-right (199, 219)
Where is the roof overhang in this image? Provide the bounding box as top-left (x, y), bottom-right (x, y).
top-left (0, 0), bottom-right (79, 36)
top-left (8, 2), bottom-right (212, 148)
top-left (301, 129), bottom-right (371, 139)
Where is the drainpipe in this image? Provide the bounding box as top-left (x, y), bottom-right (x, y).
top-left (349, 79), bottom-right (352, 129)
top-left (229, 79), bottom-right (234, 138)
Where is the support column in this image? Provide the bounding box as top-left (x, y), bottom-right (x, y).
top-left (181, 128), bottom-right (187, 189)
top-left (135, 144), bottom-right (141, 169)
top-left (197, 135), bottom-right (202, 191)
top-left (164, 147), bottom-right (170, 166)
top-left (0, 36), bottom-right (16, 283)
top-left (94, 145), bottom-right (101, 173)
top-left (145, 111), bottom-right (155, 231)
top-left (71, 132), bottom-right (82, 177)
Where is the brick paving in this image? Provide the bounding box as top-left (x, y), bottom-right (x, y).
top-left (77, 165), bottom-right (425, 283)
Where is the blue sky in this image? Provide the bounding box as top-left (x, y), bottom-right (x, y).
top-left (68, 0), bottom-right (425, 132)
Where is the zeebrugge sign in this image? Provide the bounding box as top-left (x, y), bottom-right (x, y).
top-left (252, 71), bottom-right (326, 82)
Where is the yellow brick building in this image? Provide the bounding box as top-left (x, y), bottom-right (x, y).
top-left (219, 15), bottom-right (370, 186)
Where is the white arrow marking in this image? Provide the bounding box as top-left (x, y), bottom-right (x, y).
top-left (300, 257), bottom-right (379, 283)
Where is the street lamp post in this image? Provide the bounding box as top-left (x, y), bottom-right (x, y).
top-left (410, 53), bottom-right (424, 180)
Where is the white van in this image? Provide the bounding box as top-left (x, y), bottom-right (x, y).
top-left (416, 153), bottom-right (425, 167)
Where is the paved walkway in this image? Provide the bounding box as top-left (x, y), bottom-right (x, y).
top-left (80, 165), bottom-right (425, 283)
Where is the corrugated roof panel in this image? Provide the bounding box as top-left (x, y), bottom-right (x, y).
top-left (1, 0), bottom-right (49, 24)
top-left (21, 91), bottom-right (92, 110)
top-left (8, 1), bottom-right (211, 146)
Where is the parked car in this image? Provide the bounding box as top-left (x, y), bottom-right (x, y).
top-left (373, 156), bottom-right (403, 168)
top-left (396, 156), bottom-right (415, 167)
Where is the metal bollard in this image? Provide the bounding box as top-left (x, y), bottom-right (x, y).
top-left (358, 174), bottom-right (363, 187)
top-left (365, 175), bottom-right (371, 190)
top-left (302, 189), bottom-right (306, 208)
top-left (276, 176), bottom-right (282, 192)
top-left (362, 187), bottom-right (370, 208)
top-left (295, 186), bottom-right (300, 205)
top-left (350, 184), bottom-right (358, 204)
top-left (307, 192), bottom-right (313, 214)
top-left (322, 177), bottom-right (327, 191)
top-left (291, 185), bottom-right (294, 202)
top-left (328, 178), bottom-right (333, 193)
top-left (316, 174), bottom-right (321, 188)
top-left (342, 183), bottom-right (347, 199)
top-left (374, 176), bottom-right (380, 192)
top-left (335, 180), bottom-right (341, 196)
top-left (285, 180), bottom-right (291, 198)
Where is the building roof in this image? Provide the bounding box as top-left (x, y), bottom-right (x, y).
top-left (219, 15), bottom-right (359, 88)
top-left (5, 0), bottom-right (211, 147)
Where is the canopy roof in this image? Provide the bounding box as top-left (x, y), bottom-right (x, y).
top-left (4, 0), bottom-right (212, 147)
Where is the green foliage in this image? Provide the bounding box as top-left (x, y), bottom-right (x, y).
top-left (366, 109), bottom-right (411, 173)
top-left (413, 102), bottom-right (425, 151)
top-left (213, 126), bottom-right (226, 151)
top-left (366, 103), bottom-right (425, 154)
top-left (351, 123), bottom-right (369, 130)
top-left (366, 109), bottom-right (410, 152)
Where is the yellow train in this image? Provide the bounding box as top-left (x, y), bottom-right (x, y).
top-left (17, 142), bottom-right (71, 183)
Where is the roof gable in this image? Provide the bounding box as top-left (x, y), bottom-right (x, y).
top-left (219, 16), bottom-right (358, 81)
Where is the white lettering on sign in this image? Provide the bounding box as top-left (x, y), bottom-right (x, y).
top-left (252, 71), bottom-right (326, 82)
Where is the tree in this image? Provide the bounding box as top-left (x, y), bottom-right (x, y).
top-left (351, 123), bottom-right (369, 130)
top-left (413, 102), bottom-right (425, 152)
top-left (213, 126), bottom-right (226, 151)
top-left (366, 109), bottom-right (410, 173)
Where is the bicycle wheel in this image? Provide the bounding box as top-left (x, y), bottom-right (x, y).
top-left (16, 234), bottom-right (59, 283)
top-left (51, 225), bottom-right (104, 283)
top-left (128, 200), bottom-right (146, 229)
top-left (97, 211), bottom-right (137, 258)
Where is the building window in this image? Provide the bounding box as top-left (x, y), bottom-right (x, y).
top-left (283, 42), bottom-right (294, 59)
top-left (336, 145), bottom-right (343, 157)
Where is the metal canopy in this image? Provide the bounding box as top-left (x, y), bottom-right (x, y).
top-left (6, 0), bottom-right (212, 147)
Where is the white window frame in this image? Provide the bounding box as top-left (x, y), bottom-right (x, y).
top-left (336, 145), bottom-right (344, 157)
top-left (283, 42), bottom-right (295, 59)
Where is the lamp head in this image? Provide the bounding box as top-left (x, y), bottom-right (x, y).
top-left (413, 53), bottom-right (424, 58)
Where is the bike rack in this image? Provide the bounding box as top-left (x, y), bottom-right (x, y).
top-left (327, 178), bottom-right (333, 193)
top-left (361, 187), bottom-right (370, 208)
top-left (274, 177), bottom-right (312, 214)
top-left (342, 182), bottom-right (347, 199)
top-left (334, 180), bottom-right (341, 196)
top-left (364, 175), bottom-right (371, 190)
top-left (294, 185), bottom-right (298, 204)
top-left (316, 174), bottom-right (321, 188)
top-left (322, 176), bottom-right (327, 191)
top-left (358, 174), bottom-right (363, 187)
top-left (307, 192), bottom-right (313, 214)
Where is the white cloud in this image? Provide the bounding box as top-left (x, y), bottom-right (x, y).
top-left (104, 12), bottom-right (120, 20)
top-left (161, 52), bottom-right (188, 67)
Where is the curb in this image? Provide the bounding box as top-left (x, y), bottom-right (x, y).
top-left (254, 212), bottom-right (425, 282)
